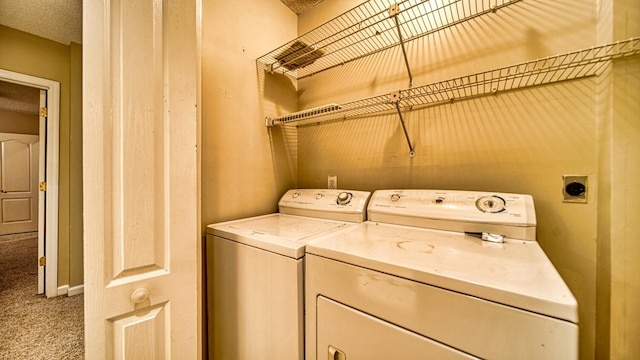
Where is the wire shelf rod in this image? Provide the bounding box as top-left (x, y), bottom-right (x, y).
top-left (265, 37), bottom-right (640, 127)
top-left (258, 0), bottom-right (523, 79)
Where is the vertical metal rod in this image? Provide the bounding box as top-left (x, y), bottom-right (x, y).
top-left (394, 101), bottom-right (415, 157)
top-left (393, 16), bottom-right (414, 87)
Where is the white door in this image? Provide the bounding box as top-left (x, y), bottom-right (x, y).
top-left (83, 0), bottom-right (201, 358)
top-left (0, 133), bottom-right (39, 235)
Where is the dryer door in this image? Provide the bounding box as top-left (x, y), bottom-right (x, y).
top-left (317, 296), bottom-right (478, 359)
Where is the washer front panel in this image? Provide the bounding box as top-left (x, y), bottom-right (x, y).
top-left (317, 296), bottom-right (478, 359)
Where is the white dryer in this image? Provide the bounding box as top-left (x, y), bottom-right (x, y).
top-left (206, 189), bottom-right (371, 360)
top-left (305, 189), bottom-right (578, 360)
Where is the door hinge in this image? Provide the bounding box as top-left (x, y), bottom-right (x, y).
top-left (40, 107), bottom-right (48, 117)
top-left (39, 256), bottom-right (46, 266)
top-left (39, 182), bottom-right (47, 191)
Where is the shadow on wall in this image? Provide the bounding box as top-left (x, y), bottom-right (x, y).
top-left (296, 75), bottom-right (597, 191)
top-left (260, 68), bottom-right (297, 119)
top-left (268, 124), bottom-right (298, 191)
top-left (259, 65), bottom-right (299, 193)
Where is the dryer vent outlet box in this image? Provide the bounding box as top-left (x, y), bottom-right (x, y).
top-left (563, 175), bottom-right (587, 203)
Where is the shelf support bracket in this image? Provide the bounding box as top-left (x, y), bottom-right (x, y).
top-left (390, 91), bottom-right (415, 157)
top-left (389, 3), bottom-right (413, 88)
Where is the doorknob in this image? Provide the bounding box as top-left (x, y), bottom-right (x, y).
top-left (130, 288), bottom-right (150, 304)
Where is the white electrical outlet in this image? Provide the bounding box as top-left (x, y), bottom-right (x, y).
top-left (327, 175), bottom-right (337, 189)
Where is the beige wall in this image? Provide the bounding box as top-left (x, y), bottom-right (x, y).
top-left (0, 109), bottom-right (38, 134)
top-left (597, 0), bottom-right (640, 358)
top-left (0, 25), bottom-right (83, 290)
top-left (69, 42), bottom-right (83, 287)
top-left (294, 0), bottom-right (638, 359)
top-left (201, 0), bottom-right (297, 227)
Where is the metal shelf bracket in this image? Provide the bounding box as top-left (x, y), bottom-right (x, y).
top-left (389, 3), bottom-right (413, 88)
top-left (390, 90), bottom-right (416, 157)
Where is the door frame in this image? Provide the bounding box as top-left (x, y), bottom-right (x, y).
top-left (0, 68), bottom-right (60, 298)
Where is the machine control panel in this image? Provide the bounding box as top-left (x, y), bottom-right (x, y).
top-left (279, 189), bottom-right (372, 222)
top-left (369, 189), bottom-right (537, 240)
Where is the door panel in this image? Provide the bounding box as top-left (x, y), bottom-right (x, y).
top-left (110, 304), bottom-right (168, 359)
top-left (0, 134), bottom-right (39, 235)
top-left (109, 0), bottom-right (166, 279)
top-left (2, 140), bottom-right (31, 191)
top-left (2, 198), bottom-right (32, 222)
top-left (83, 0), bottom-right (200, 357)
top-left (317, 296), bottom-right (477, 360)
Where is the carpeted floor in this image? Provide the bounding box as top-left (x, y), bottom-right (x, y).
top-left (0, 232), bottom-right (84, 359)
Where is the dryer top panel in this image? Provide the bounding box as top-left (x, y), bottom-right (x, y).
top-left (367, 189), bottom-right (536, 240)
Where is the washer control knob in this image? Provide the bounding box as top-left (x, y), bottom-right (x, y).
top-left (390, 194), bottom-right (401, 202)
top-left (337, 192), bottom-right (352, 205)
top-left (435, 197), bottom-right (444, 204)
top-left (475, 195), bottom-right (507, 213)
top-left (316, 193), bottom-right (323, 199)
top-left (292, 191), bottom-right (300, 198)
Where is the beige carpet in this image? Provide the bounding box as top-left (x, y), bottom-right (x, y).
top-left (0, 232), bottom-right (84, 359)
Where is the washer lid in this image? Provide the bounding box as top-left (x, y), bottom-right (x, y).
top-left (306, 221), bottom-right (578, 323)
top-left (208, 213), bottom-right (353, 259)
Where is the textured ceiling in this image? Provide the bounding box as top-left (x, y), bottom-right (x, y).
top-left (0, 0), bottom-right (322, 114)
top-left (0, 0), bottom-right (82, 45)
top-left (0, 81), bottom-right (40, 116)
top-left (279, 0), bottom-right (325, 14)
top-left (0, 0), bottom-right (321, 46)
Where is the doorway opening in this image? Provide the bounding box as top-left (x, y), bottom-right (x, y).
top-left (0, 69), bottom-right (60, 298)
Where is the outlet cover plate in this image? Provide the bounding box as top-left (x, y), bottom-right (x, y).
top-left (328, 175), bottom-right (337, 189)
top-left (563, 175), bottom-right (587, 203)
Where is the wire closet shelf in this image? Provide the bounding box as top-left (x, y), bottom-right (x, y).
top-left (257, 0), bottom-right (523, 79)
top-left (265, 37), bottom-right (640, 127)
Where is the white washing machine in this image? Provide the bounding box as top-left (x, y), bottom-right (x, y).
top-left (206, 189), bottom-right (371, 360)
top-left (305, 189), bottom-right (578, 360)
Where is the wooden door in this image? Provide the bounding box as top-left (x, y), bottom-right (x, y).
top-left (83, 0), bottom-right (201, 358)
top-left (0, 133), bottom-right (39, 235)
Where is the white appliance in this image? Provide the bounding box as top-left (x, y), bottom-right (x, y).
top-left (206, 189), bottom-right (371, 360)
top-left (305, 189), bottom-right (578, 360)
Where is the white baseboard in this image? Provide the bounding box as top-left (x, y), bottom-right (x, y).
top-left (57, 285), bottom-right (68, 296)
top-left (57, 284), bottom-right (84, 297)
top-left (68, 284), bottom-right (84, 296)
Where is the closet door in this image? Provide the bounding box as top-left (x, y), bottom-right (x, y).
top-left (0, 134), bottom-right (39, 235)
top-left (83, 0), bottom-right (200, 357)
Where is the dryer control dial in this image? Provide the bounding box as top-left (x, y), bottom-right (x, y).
top-left (337, 192), bottom-right (353, 205)
top-left (475, 195), bottom-right (507, 213)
